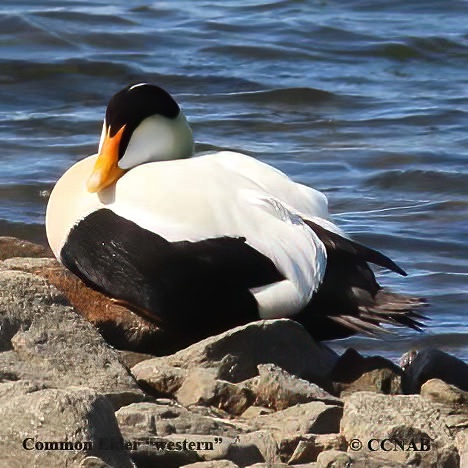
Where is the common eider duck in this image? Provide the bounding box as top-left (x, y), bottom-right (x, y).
top-left (46, 83), bottom-right (426, 342)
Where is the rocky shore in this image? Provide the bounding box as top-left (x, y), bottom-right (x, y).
top-left (0, 237), bottom-right (466, 468)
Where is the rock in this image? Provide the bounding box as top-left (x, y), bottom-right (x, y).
top-left (237, 430), bottom-right (281, 465)
top-left (116, 401), bottom-right (247, 438)
top-left (341, 391), bottom-right (456, 445)
top-left (128, 441), bottom-right (201, 468)
top-left (316, 449), bottom-right (353, 468)
top-left (456, 430), bottom-right (468, 468)
top-left (401, 348), bottom-right (468, 393)
top-left (0, 236), bottom-right (52, 260)
top-left (117, 349), bottom-right (155, 369)
top-left (249, 364), bottom-right (341, 410)
top-left (224, 442), bottom-right (265, 467)
top-left (341, 391), bottom-right (464, 465)
top-left (0, 386), bottom-right (133, 467)
top-left (435, 445), bottom-right (461, 468)
top-left (176, 368), bottom-right (255, 415)
top-left (336, 368), bottom-right (401, 397)
top-left (247, 402), bottom-right (343, 437)
top-left (283, 434), bottom-right (347, 464)
top-left (132, 319), bottom-right (338, 393)
top-left (246, 464), bottom-right (289, 468)
top-left (0, 379), bottom-right (46, 400)
top-left (1, 256), bottom-right (169, 354)
top-left (421, 378), bottom-right (468, 407)
top-left (80, 457), bottom-right (112, 468)
top-left (331, 348), bottom-right (401, 382)
top-left (135, 359), bottom-right (187, 396)
top-left (181, 462), bottom-right (239, 468)
top-left (0, 270), bottom-right (144, 408)
top-left (331, 348), bottom-right (402, 395)
top-left (124, 434), bottom-right (263, 468)
top-left (240, 406), bottom-right (274, 419)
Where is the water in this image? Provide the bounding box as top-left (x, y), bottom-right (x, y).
top-left (0, 0), bottom-right (467, 362)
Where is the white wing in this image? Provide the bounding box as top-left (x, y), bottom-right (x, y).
top-left (211, 151), bottom-right (330, 219)
top-left (239, 189), bottom-right (327, 319)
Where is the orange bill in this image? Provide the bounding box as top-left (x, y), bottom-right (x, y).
top-left (87, 125), bottom-right (126, 193)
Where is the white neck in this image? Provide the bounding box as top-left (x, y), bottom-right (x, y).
top-left (117, 112), bottom-right (194, 170)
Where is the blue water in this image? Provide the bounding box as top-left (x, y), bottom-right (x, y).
top-left (0, 0), bottom-right (467, 361)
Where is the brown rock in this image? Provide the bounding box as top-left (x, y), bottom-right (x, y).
top-left (0, 270), bottom-right (144, 408)
top-left (316, 449), bottom-right (353, 468)
top-left (1, 257), bottom-right (167, 354)
top-left (284, 434), bottom-right (347, 464)
top-left (250, 363), bottom-right (342, 410)
top-left (176, 368), bottom-right (255, 415)
top-left (420, 378), bottom-right (468, 407)
top-left (331, 348), bottom-right (401, 383)
top-left (246, 464), bottom-right (290, 468)
top-left (80, 457), bottom-right (112, 468)
top-left (238, 430), bottom-right (281, 465)
top-left (240, 406), bottom-right (274, 419)
top-left (135, 359), bottom-right (187, 396)
top-left (247, 402), bottom-right (343, 437)
top-left (0, 236), bottom-right (52, 260)
top-left (132, 319), bottom-right (338, 394)
top-left (336, 368), bottom-right (402, 397)
top-left (116, 349), bottom-right (155, 369)
top-left (331, 348), bottom-right (402, 396)
top-left (181, 462), bottom-right (239, 468)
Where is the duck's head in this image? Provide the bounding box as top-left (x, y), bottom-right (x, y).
top-left (87, 83), bottom-right (194, 193)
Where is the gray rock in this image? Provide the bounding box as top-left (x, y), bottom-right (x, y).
top-left (240, 406), bottom-right (274, 419)
top-left (401, 348), bottom-right (468, 394)
top-left (285, 434), bottom-right (347, 464)
top-left (420, 378), bottom-right (468, 407)
top-left (128, 443), bottom-right (201, 468)
top-left (224, 442), bottom-right (264, 467)
top-left (181, 462), bottom-right (239, 468)
top-left (0, 386), bottom-right (133, 467)
top-left (135, 358), bottom-right (187, 396)
top-left (249, 364), bottom-right (341, 410)
top-left (132, 319), bottom-right (338, 393)
top-left (331, 348), bottom-right (402, 396)
top-left (341, 391), bottom-right (464, 465)
top-left (247, 402), bottom-right (343, 437)
top-left (0, 379), bottom-right (46, 401)
top-left (123, 434), bottom-right (263, 467)
top-left (116, 401), bottom-right (247, 438)
top-left (110, 431), bottom-right (226, 466)
top-left (0, 237), bottom-right (52, 260)
top-left (80, 457), bottom-right (113, 468)
top-left (237, 430), bottom-right (281, 465)
top-left (246, 464), bottom-right (290, 468)
top-left (331, 348), bottom-right (401, 382)
top-left (0, 270), bottom-right (144, 408)
top-left (455, 430), bottom-right (468, 468)
top-left (0, 256), bottom-right (169, 354)
top-left (335, 368), bottom-right (402, 397)
top-left (117, 349), bottom-right (156, 369)
top-left (342, 391), bottom-right (450, 443)
top-left (176, 368), bottom-right (255, 415)
top-left (316, 449), bottom-right (353, 468)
